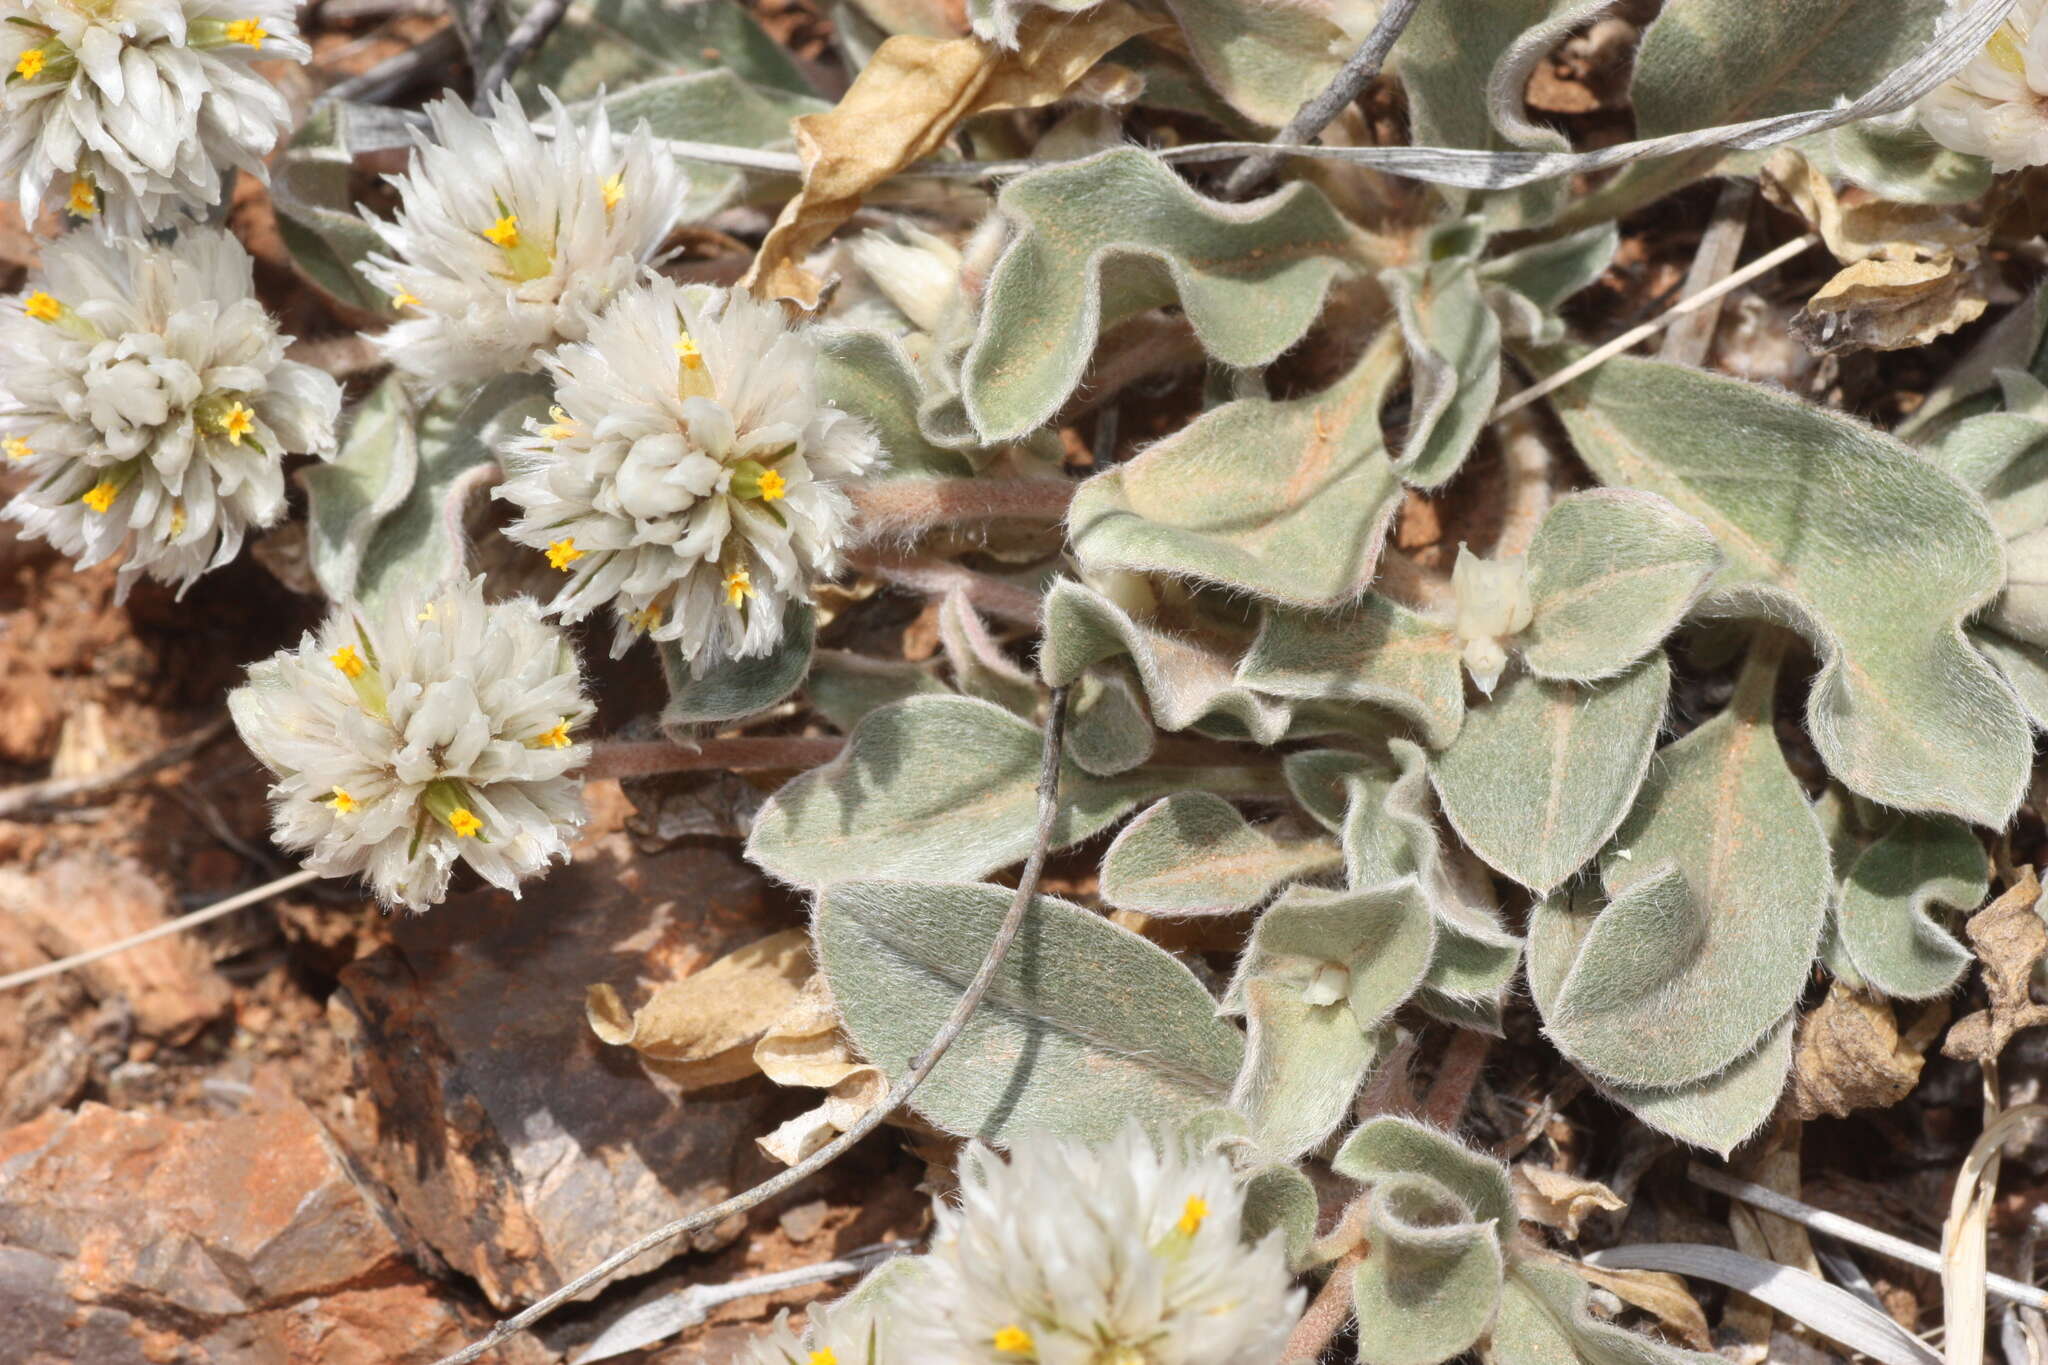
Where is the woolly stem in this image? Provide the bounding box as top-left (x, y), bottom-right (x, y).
top-left (845, 477), bottom-right (1075, 541)
top-left (1282, 1244), bottom-right (1367, 1365)
top-left (846, 549), bottom-right (1045, 626)
top-left (583, 736), bottom-right (846, 780)
top-left (1421, 1028), bottom-right (1492, 1129)
top-left (1731, 627), bottom-right (1791, 725)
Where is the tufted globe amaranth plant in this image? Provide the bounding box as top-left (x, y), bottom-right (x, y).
top-left (0, 227), bottom-right (341, 597)
top-left (0, 0), bottom-right (309, 234)
top-left (228, 576), bottom-right (595, 912)
top-left (1917, 0), bottom-right (2048, 169)
top-left (358, 89), bottom-right (687, 387)
top-left (495, 274), bottom-right (885, 668)
top-left (894, 1126), bottom-right (1302, 1365)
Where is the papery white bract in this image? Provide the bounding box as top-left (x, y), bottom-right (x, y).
top-left (1918, 1), bottom-right (2048, 169)
top-left (228, 577), bottom-right (595, 912)
top-left (0, 0), bottom-right (309, 233)
top-left (496, 275), bottom-right (884, 667)
top-left (359, 90), bottom-right (687, 387)
top-left (0, 228), bottom-right (340, 596)
top-left (896, 1127), bottom-right (1303, 1365)
top-left (1451, 544), bottom-right (1532, 696)
top-left (738, 1302), bottom-right (892, 1365)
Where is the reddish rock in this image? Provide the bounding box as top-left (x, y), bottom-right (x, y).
top-left (329, 832), bottom-right (802, 1309)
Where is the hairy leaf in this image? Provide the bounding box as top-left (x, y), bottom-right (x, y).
top-left (1522, 490), bottom-right (1721, 683)
top-left (1160, 0), bottom-right (1346, 127)
top-left (1101, 793), bottom-right (1339, 917)
top-left (745, 695), bottom-right (1147, 888)
top-left (1546, 352), bottom-right (2030, 826)
top-left (1386, 226), bottom-right (1501, 487)
top-left (271, 102), bottom-right (408, 316)
top-left (1351, 1174), bottom-right (1506, 1365)
top-left (814, 879), bottom-right (1244, 1141)
top-left (659, 605), bottom-right (816, 730)
top-left (1242, 1161), bottom-right (1321, 1271)
top-left (817, 328), bottom-right (979, 478)
top-left (511, 0), bottom-right (814, 103)
top-left (1835, 815), bottom-right (1985, 1001)
top-left (965, 146), bottom-right (1366, 440)
top-left (1479, 224), bottom-right (1619, 325)
top-left (1238, 594), bottom-right (1465, 747)
top-left (1064, 670), bottom-right (1156, 777)
top-left (805, 651), bottom-right (947, 733)
top-left (1816, 118), bottom-right (1992, 206)
top-left (1432, 657), bottom-right (1669, 896)
top-left (939, 591), bottom-right (1039, 716)
top-left (1333, 1115), bottom-right (1515, 1230)
top-left (1233, 977), bottom-right (1382, 1165)
top-left (1494, 1259), bottom-right (1721, 1365)
top-left (590, 70), bottom-right (825, 219)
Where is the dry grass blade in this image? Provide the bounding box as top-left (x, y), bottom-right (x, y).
top-left (1944, 1102), bottom-right (2048, 1365)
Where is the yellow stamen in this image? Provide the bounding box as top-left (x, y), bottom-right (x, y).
top-left (66, 177), bottom-right (96, 218)
top-left (546, 537), bottom-right (583, 571)
top-left (1989, 23), bottom-right (2027, 75)
top-left (81, 481), bottom-right (117, 514)
top-left (723, 567), bottom-right (753, 607)
top-left (1176, 1195), bottom-right (1209, 1237)
top-left (601, 172), bottom-right (624, 211)
top-left (993, 1325), bottom-right (1035, 1356)
top-left (448, 807), bottom-right (482, 838)
top-left (628, 603), bottom-right (663, 632)
top-left (226, 16), bottom-right (266, 47)
top-left (756, 468), bottom-right (787, 502)
top-left (331, 644), bottom-right (366, 679)
top-left (221, 401), bottom-right (256, 446)
top-left (169, 502), bottom-right (187, 536)
top-left (674, 333), bottom-right (703, 369)
top-left (542, 405), bottom-right (575, 440)
top-left (532, 722), bottom-right (572, 749)
top-left (417, 601), bottom-right (437, 623)
top-left (24, 292), bottom-right (62, 323)
top-left (807, 1351), bottom-right (837, 1365)
top-left (483, 214), bottom-right (521, 248)
top-left (391, 289), bottom-right (421, 309)
top-left (328, 788), bottom-right (359, 814)
top-left (3, 438), bottom-right (29, 461)
top-left (14, 48), bottom-right (45, 79)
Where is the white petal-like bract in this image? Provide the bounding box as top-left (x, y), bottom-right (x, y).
top-left (1918, 3), bottom-right (2048, 169)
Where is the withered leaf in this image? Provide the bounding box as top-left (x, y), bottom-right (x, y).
top-left (586, 928), bottom-right (812, 1093)
top-left (1512, 1163), bottom-right (1626, 1240)
top-left (752, 975), bottom-right (889, 1166)
top-left (1944, 868), bottom-right (2048, 1063)
top-left (1788, 981), bottom-right (1926, 1120)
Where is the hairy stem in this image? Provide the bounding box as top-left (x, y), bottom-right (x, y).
top-left (1422, 1028), bottom-right (1492, 1129)
top-left (846, 477), bottom-right (1075, 541)
top-left (846, 548), bottom-right (1045, 626)
top-left (1283, 1245), bottom-right (1366, 1365)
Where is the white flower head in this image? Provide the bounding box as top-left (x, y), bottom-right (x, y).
top-left (1451, 543), bottom-right (1532, 696)
top-left (739, 1301), bottom-right (892, 1365)
top-left (360, 89), bottom-right (687, 387)
top-left (496, 275), bottom-right (885, 667)
top-left (1919, 2), bottom-right (2048, 170)
top-left (0, 0), bottom-right (308, 233)
top-left (845, 224), bottom-right (966, 337)
top-left (229, 577), bottom-right (596, 912)
top-left (1, 227), bottom-right (341, 597)
top-left (897, 1127), bottom-right (1303, 1365)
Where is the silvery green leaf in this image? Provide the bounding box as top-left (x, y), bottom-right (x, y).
top-left (588, 71), bottom-right (825, 219)
top-left (1101, 793), bottom-right (1340, 917)
top-left (1529, 892), bottom-right (1795, 1156)
top-left (1238, 596), bottom-right (1465, 748)
top-left (1546, 352), bottom-right (2030, 827)
top-left (1063, 669), bottom-right (1156, 776)
top-left (1234, 978), bottom-right (1382, 1164)
top-left (745, 695), bottom-right (1148, 888)
top-left (1332, 1115), bottom-right (1515, 1230)
top-left (1351, 1173), bottom-right (1506, 1365)
top-left (939, 590), bottom-right (1039, 716)
top-left (511, 0), bottom-right (815, 103)
top-left (964, 147), bottom-right (1366, 441)
top-left (817, 329), bottom-right (979, 477)
top-left (1431, 657), bottom-right (1670, 896)
top-left (1521, 490), bottom-right (1721, 684)
top-left (660, 604), bottom-right (816, 729)
top-left (1922, 411), bottom-right (2048, 536)
top-left (814, 879), bottom-right (1244, 1141)
top-left (1385, 229), bottom-right (1501, 488)
top-left (1534, 659), bottom-right (1830, 1090)
top-left (1973, 627), bottom-right (2048, 729)
top-left (305, 375), bottom-right (416, 601)
top-left (271, 102), bottom-right (402, 316)
top-left (1242, 1161), bottom-right (1321, 1272)
top-left (1479, 224), bottom-right (1619, 345)
top-left (1287, 748), bottom-right (1391, 831)
top-left (1068, 336), bottom-right (1402, 607)
top-left (1040, 579), bottom-right (1293, 742)
top-left (1835, 814), bottom-right (1984, 1001)
top-left (804, 650), bottom-right (948, 733)
top-left (1494, 1259), bottom-right (1722, 1365)
top-left (1162, 0), bottom-right (1345, 128)
top-left (1816, 116), bottom-right (1992, 206)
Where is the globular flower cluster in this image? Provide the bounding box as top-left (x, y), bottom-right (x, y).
top-left (359, 90), bottom-right (688, 387)
top-left (228, 577), bottom-right (595, 912)
top-left (496, 276), bottom-right (884, 666)
top-left (0, 0), bottom-right (310, 234)
top-left (892, 1127), bottom-right (1302, 1365)
top-left (1, 228), bottom-right (341, 596)
top-left (1919, 1), bottom-right (2048, 170)
top-left (739, 1302), bottom-right (892, 1365)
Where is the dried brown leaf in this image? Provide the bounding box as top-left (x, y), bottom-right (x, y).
top-left (586, 927), bottom-right (811, 1073)
top-left (1943, 868), bottom-right (2048, 1064)
top-left (1513, 1163), bottom-right (1626, 1240)
top-left (1570, 1260), bottom-right (1715, 1352)
top-left (752, 975), bottom-right (890, 1166)
top-left (1789, 982), bottom-right (1927, 1120)
top-left (742, 2), bottom-right (1164, 305)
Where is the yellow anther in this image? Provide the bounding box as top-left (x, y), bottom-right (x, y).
top-left (14, 47), bottom-right (45, 79)
top-left (723, 567), bottom-right (753, 607)
top-left (601, 172), bottom-right (624, 211)
top-left (542, 405), bottom-right (575, 440)
top-left (483, 214), bottom-right (521, 248)
top-left (1989, 23), bottom-right (2027, 75)
top-left (3, 438), bottom-right (29, 461)
top-left (807, 1351), bottom-right (837, 1365)
top-left (24, 291), bottom-right (62, 322)
top-left (674, 333), bottom-right (703, 369)
top-left (331, 644), bottom-right (366, 678)
top-left (756, 468), bottom-right (787, 502)
top-left (66, 177), bottom-right (96, 218)
top-left (169, 502), bottom-right (187, 536)
top-left (1176, 1195), bottom-right (1209, 1237)
top-left (628, 603), bottom-right (662, 632)
top-left (532, 722), bottom-right (572, 749)
top-left (417, 601), bottom-right (437, 623)
top-left (448, 807), bottom-right (482, 838)
top-left (328, 788), bottom-right (359, 814)
top-left (221, 401), bottom-right (256, 446)
top-left (993, 1325), bottom-right (1035, 1356)
top-left (546, 537), bottom-right (583, 571)
top-left (391, 289), bottom-right (421, 309)
top-left (81, 481), bottom-right (117, 514)
top-left (226, 16), bottom-right (266, 47)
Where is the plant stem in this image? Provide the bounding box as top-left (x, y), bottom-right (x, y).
top-left (430, 689), bottom-right (1072, 1365)
top-left (846, 477), bottom-right (1075, 541)
top-left (1422, 1028), bottom-right (1492, 1129)
top-left (846, 549), bottom-right (1045, 626)
top-left (1283, 1245), bottom-right (1366, 1365)
top-left (1731, 627), bottom-right (1791, 724)
top-left (584, 736), bottom-right (846, 779)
